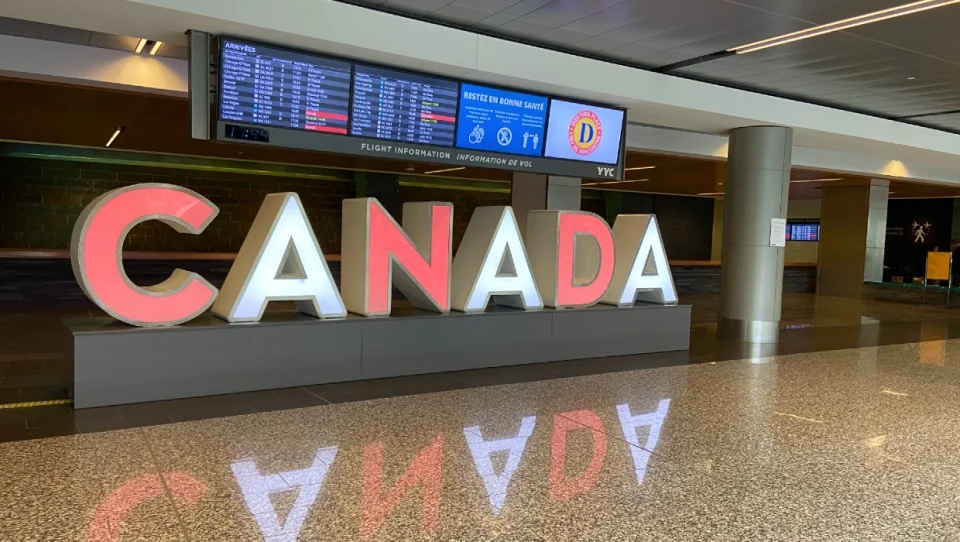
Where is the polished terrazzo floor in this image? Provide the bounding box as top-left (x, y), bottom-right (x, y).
top-left (5, 337), bottom-right (960, 540)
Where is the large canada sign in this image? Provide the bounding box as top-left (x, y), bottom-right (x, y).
top-left (70, 184), bottom-right (677, 328)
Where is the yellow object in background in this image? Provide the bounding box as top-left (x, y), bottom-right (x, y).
top-left (926, 251), bottom-right (951, 281)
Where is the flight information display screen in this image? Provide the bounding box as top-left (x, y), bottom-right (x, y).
top-left (218, 39), bottom-right (352, 134)
top-left (213, 38), bottom-right (627, 178)
top-left (350, 64), bottom-right (459, 146)
top-left (786, 221), bottom-right (820, 242)
top-left (543, 100), bottom-right (625, 165)
top-left (456, 83), bottom-right (548, 157)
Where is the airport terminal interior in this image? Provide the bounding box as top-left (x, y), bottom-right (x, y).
top-left (2, 0), bottom-right (960, 540)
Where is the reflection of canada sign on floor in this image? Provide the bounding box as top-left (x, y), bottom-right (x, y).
top-left (241, 400), bottom-right (669, 540)
top-left (70, 184), bottom-right (678, 328)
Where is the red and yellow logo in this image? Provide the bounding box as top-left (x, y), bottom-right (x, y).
top-left (567, 110), bottom-right (603, 156)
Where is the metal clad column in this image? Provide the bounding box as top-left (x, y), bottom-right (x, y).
top-left (511, 173), bottom-right (582, 234)
top-left (718, 126), bottom-right (793, 343)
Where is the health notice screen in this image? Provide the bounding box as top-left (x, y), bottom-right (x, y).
top-left (456, 83), bottom-right (548, 157)
top-left (218, 40), bottom-right (352, 134)
top-left (351, 65), bottom-right (459, 146)
top-left (543, 100), bottom-right (625, 165)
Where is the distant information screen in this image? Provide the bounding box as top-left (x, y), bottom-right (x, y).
top-left (218, 40), bottom-right (352, 134)
top-left (543, 100), bottom-right (625, 165)
top-left (350, 65), bottom-right (459, 146)
top-left (786, 222), bottom-right (820, 242)
top-left (455, 84), bottom-right (548, 157)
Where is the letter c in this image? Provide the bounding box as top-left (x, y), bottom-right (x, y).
top-left (71, 183), bottom-right (219, 327)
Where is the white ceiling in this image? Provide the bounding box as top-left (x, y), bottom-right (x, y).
top-left (342, 0), bottom-right (960, 134)
top-left (0, 16), bottom-right (187, 59)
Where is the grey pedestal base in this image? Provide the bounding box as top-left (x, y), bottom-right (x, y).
top-left (66, 303), bottom-right (691, 408)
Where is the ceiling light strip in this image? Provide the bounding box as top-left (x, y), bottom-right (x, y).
top-left (149, 41), bottom-right (164, 56)
top-left (790, 178), bottom-right (843, 184)
top-left (729, 0), bottom-right (960, 54)
top-left (424, 166), bottom-right (466, 175)
top-left (105, 127), bottom-right (124, 148)
top-left (583, 179), bottom-right (649, 186)
top-left (134, 38), bottom-right (148, 54)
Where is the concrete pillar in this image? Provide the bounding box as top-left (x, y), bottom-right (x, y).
top-left (511, 173), bottom-right (581, 233)
top-left (818, 180), bottom-right (889, 296)
top-left (718, 126), bottom-right (793, 344)
top-left (864, 180), bottom-right (890, 283)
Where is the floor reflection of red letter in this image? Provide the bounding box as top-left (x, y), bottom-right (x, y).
top-left (86, 472), bottom-right (206, 542)
top-left (360, 434), bottom-right (443, 541)
top-left (549, 410), bottom-right (607, 501)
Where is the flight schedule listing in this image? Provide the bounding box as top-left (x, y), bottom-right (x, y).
top-left (219, 40), bottom-right (352, 135)
top-left (456, 83), bottom-right (548, 157)
top-left (351, 65), bottom-right (459, 147)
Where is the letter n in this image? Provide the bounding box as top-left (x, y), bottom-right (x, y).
top-left (360, 434), bottom-right (443, 541)
top-left (341, 199), bottom-right (452, 315)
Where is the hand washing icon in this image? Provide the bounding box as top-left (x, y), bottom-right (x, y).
top-left (468, 125), bottom-right (484, 144)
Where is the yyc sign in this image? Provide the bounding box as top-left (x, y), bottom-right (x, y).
top-left (70, 183), bottom-right (677, 328)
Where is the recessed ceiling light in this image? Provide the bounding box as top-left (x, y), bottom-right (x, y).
top-left (134, 38), bottom-right (148, 54)
top-left (624, 166), bottom-right (656, 171)
top-left (149, 41), bottom-right (163, 56)
top-left (728, 0), bottom-right (960, 54)
top-left (105, 126), bottom-right (124, 148)
top-left (697, 192), bottom-right (725, 196)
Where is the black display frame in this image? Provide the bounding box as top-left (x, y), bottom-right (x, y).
top-left (212, 35), bottom-right (628, 180)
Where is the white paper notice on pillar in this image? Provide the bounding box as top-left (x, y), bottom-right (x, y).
top-left (770, 218), bottom-right (787, 247)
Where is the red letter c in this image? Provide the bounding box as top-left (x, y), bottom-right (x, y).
top-left (71, 183), bottom-right (219, 327)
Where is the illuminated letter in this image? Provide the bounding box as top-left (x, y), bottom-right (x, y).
top-left (86, 472), bottom-right (206, 542)
top-left (616, 399), bottom-right (671, 485)
top-left (464, 416), bottom-right (536, 515)
top-left (549, 410), bottom-right (607, 501)
top-left (231, 446), bottom-right (338, 541)
top-left (451, 207), bottom-right (542, 312)
top-left (526, 211), bottom-right (614, 309)
top-left (360, 434), bottom-right (443, 541)
top-left (341, 199), bottom-right (452, 316)
top-left (212, 193), bottom-right (345, 322)
top-left (601, 215), bottom-right (678, 305)
top-left (71, 183), bottom-right (218, 327)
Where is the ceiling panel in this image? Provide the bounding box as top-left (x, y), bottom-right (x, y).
top-left (343, 0), bottom-right (960, 134)
top-left (0, 16), bottom-right (188, 59)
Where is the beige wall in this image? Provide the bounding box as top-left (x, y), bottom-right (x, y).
top-left (817, 186), bottom-right (871, 298)
top-left (711, 198), bottom-right (821, 263)
top-left (711, 198), bottom-right (724, 261)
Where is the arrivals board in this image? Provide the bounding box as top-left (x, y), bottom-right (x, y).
top-left (213, 37), bottom-right (627, 179)
top-left (218, 40), bottom-right (352, 134)
top-left (350, 65), bottom-right (459, 146)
